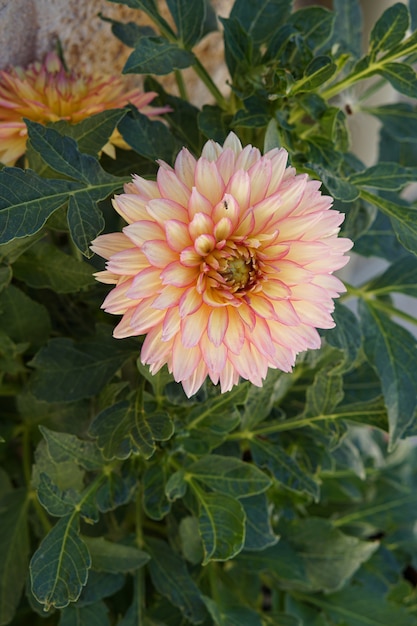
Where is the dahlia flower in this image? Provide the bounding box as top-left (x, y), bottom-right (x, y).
top-left (91, 133), bottom-right (352, 397)
top-left (0, 52), bottom-right (170, 165)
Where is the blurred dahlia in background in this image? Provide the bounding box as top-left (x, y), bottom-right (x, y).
top-left (92, 132), bottom-right (353, 397)
top-left (0, 51), bottom-right (170, 165)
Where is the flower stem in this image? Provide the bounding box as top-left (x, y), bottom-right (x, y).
top-left (174, 69), bottom-right (188, 101)
top-left (192, 58), bottom-right (229, 110)
top-left (228, 412), bottom-right (341, 440)
top-left (367, 298), bottom-right (417, 327)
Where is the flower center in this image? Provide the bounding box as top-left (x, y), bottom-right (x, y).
top-left (219, 247), bottom-right (260, 293)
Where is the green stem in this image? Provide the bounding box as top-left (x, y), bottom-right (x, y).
top-left (228, 412), bottom-right (340, 441)
top-left (174, 69), bottom-right (188, 101)
top-left (341, 281), bottom-right (417, 327)
top-left (192, 58), bottom-right (229, 110)
top-left (28, 491), bottom-right (53, 534)
top-left (321, 35), bottom-right (417, 102)
top-left (367, 298), bottom-right (417, 327)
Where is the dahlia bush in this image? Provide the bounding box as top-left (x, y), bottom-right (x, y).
top-left (1, 1), bottom-right (417, 625)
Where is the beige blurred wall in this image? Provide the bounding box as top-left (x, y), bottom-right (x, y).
top-left (0, 0), bottom-right (233, 106)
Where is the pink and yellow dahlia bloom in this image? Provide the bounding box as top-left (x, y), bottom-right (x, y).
top-left (91, 133), bottom-right (352, 397)
top-left (0, 52), bottom-right (170, 165)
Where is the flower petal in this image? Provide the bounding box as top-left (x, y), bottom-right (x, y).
top-left (195, 157), bottom-right (225, 205)
top-left (165, 219), bottom-right (192, 251)
top-left (160, 262), bottom-right (198, 287)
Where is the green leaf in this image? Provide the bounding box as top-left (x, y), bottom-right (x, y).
top-left (354, 211), bottom-right (408, 262)
top-left (102, 16), bottom-right (156, 48)
top-left (143, 462), bottom-right (172, 519)
top-left (350, 162), bottom-right (417, 190)
top-left (37, 473), bottom-right (80, 517)
top-left (0, 490), bottom-right (30, 626)
top-left (291, 56), bottom-right (337, 93)
top-left (165, 469), bottom-right (188, 502)
top-left (179, 517), bottom-right (204, 564)
top-left (220, 17), bottom-right (253, 78)
top-left (186, 455), bottom-right (271, 499)
top-left (367, 102), bottom-right (417, 141)
top-left (124, 37), bottom-right (195, 74)
top-left (264, 614), bottom-right (301, 626)
top-left (118, 108), bottom-right (183, 165)
top-left (95, 471), bottom-right (136, 512)
top-left (309, 164), bottom-right (359, 201)
top-left (264, 118), bottom-right (281, 152)
top-left (39, 426), bottom-right (102, 471)
top-left (320, 107), bottom-right (349, 151)
top-left (106, 0), bottom-right (158, 14)
top-left (241, 493), bottom-right (279, 552)
top-left (26, 120), bottom-right (124, 256)
top-left (250, 438), bottom-right (319, 500)
top-left (230, 0), bottom-right (292, 45)
top-left (262, 23), bottom-right (298, 64)
top-left (303, 366), bottom-right (344, 417)
top-left (59, 601), bottom-right (110, 626)
top-left (51, 109), bottom-right (127, 156)
top-left (0, 284), bottom-right (51, 351)
top-left (203, 597), bottom-right (263, 626)
top-left (288, 7), bottom-right (335, 50)
top-left (367, 255), bottom-right (417, 297)
top-left (324, 395), bottom-right (389, 432)
top-left (29, 326), bottom-right (136, 402)
top-left (240, 518), bottom-right (376, 594)
top-left (378, 62), bottom-right (417, 99)
top-left (0, 167), bottom-right (77, 244)
top-left (12, 240), bottom-right (94, 293)
top-left (305, 135), bottom-right (342, 169)
top-left (67, 193), bottom-right (105, 258)
top-left (242, 369), bottom-right (290, 429)
top-left (0, 231), bottom-right (44, 264)
top-left (26, 120), bottom-right (117, 186)
top-left (369, 2), bottom-right (409, 56)
top-left (106, 0), bottom-right (175, 38)
top-left (359, 300), bottom-right (417, 446)
top-left (187, 383), bottom-right (248, 430)
top-left (32, 441), bottom-right (85, 494)
top-left (195, 491), bottom-right (246, 564)
top-left (166, 0), bottom-right (206, 48)
top-left (237, 540), bottom-right (307, 587)
top-left (231, 96), bottom-right (270, 129)
top-left (83, 537), bottom-right (150, 573)
top-left (0, 331), bottom-right (28, 376)
top-left (361, 190), bottom-right (417, 257)
top-left (282, 517), bottom-right (378, 593)
top-left (30, 515), bottom-right (91, 610)
top-left (77, 571), bottom-right (125, 607)
top-left (0, 264), bottom-right (11, 292)
top-left (147, 538), bottom-right (207, 624)
top-left (198, 105), bottom-right (231, 143)
top-left (306, 586), bottom-right (416, 626)
top-left (331, 0), bottom-right (362, 58)
top-left (89, 395), bottom-right (174, 461)
top-left (145, 76), bottom-right (202, 153)
top-left (321, 302), bottom-right (362, 370)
